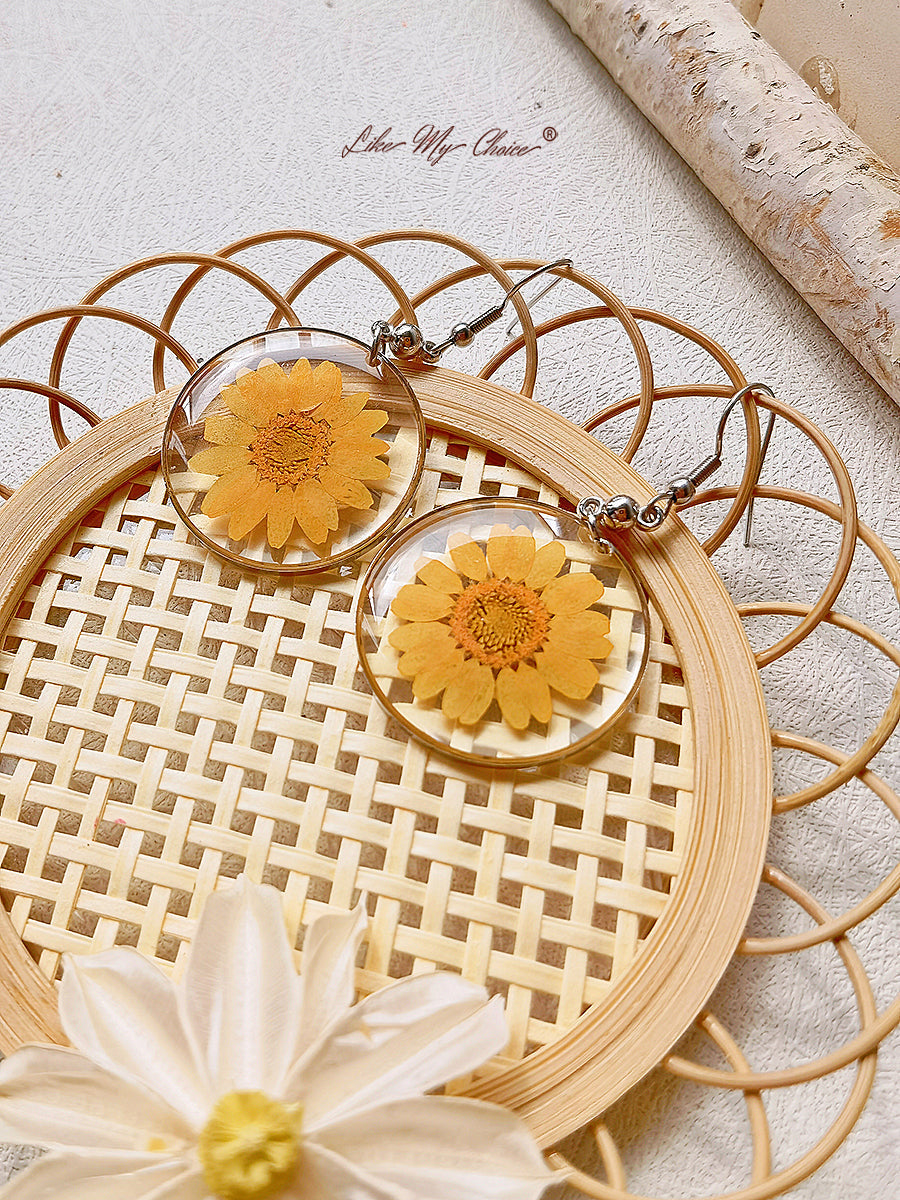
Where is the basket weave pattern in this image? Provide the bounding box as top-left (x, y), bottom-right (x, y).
top-left (0, 435), bottom-right (689, 1066)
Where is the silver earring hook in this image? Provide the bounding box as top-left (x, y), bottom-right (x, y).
top-left (578, 382), bottom-right (777, 541)
top-left (504, 276), bottom-right (566, 338)
top-left (369, 258), bottom-right (573, 366)
top-left (500, 258), bottom-right (573, 312)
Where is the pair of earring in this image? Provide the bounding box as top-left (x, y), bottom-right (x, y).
top-left (160, 269), bottom-right (773, 769)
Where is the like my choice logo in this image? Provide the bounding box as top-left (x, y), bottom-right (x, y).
top-left (342, 124), bottom-right (556, 166)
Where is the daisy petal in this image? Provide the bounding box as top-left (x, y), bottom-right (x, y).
top-left (295, 903), bottom-right (368, 1056)
top-left (236, 361), bottom-right (289, 424)
top-left (286, 975), bottom-right (508, 1127)
top-left (200, 465), bottom-right (258, 519)
top-left (313, 390), bottom-right (369, 428)
top-left (415, 558), bottom-right (462, 593)
top-left (0, 1153), bottom-right (205, 1200)
top-left (267, 486), bottom-right (296, 549)
top-left (448, 534), bottom-right (488, 581)
top-left (496, 665), bottom-right (553, 729)
top-left (524, 541), bottom-right (566, 589)
top-left (187, 445), bottom-right (251, 477)
top-left (391, 585), bottom-right (453, 622)
top-left (0, 1045), bottom-right (192, 1151)
top-left (57, 948), bottom-right (209, 1126)
top-left (328, 446), bottom-right (390, 480)
top-left (388, 621), bottom-right (455, 654)
top-left (487, 531), bottom-right (535, 582)
top-left (219, 381), bottom-right (256, 424)
top-left (442, 659), bottom-right (494, 725)
top-left (546, 610), bottom-right (612, 659)
top-left (314, 1097), bottom-right (554, 1200)
top-left (285, 1142), bottom-right (399, 1200)
top-left (540, 572), bottom-right (605, 615)
top-left (410, 650), bottom-right (464, 700)
top-left (288, 357), bottom-right (314, 403)
top-left (339, 410), bottom-right (389, 439)
top-left (183, 876), bottom-right (301, 1096)
top-left (516, 663), bottom-right (552, 724)
top-left (495, 666), bottom-right (532, 731)
top-left (535, 646), bottom-right (599, 699)
top-left (317, 467), bottom-right (374, 510)
top-left (337, 435), bottom-right (390, 459)
top-left (294, 478), bottom-right (339, 544)
top-left (203, 414), bottom-right (256, 446)
top-left (307, 361), bottom-right (343, 412)
top-left (228, 481), bottom-right (276, 541)
top-left (397, 638), bottom-right (457, 679)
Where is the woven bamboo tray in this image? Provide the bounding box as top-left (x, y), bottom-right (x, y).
top-left (1, 231), bottom-right (896, 1198)
top-left (0, 360), bottom-right (770, 1142)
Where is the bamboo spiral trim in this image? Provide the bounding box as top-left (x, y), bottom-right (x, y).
top-left (0, 230), bottom-right (895, 1197)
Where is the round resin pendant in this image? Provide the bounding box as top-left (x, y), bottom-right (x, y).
top-left (357, 497), bottom-right (650, 768)
top-left (162, 327), bottom-right (426, 574)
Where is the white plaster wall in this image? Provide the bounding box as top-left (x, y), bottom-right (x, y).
top-left (0, 1), bottom-right (898, 1197)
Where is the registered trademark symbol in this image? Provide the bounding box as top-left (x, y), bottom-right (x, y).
top-left (543, 126), bottom-right (558, 142)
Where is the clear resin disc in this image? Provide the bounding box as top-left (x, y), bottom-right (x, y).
top-left (162, 327), bottom-right (425, 574)
top-left (357, 497), bottom-right (650, 768)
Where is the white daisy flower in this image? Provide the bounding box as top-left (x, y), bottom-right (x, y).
top-left (0, 878), bottom-right (556, 1200)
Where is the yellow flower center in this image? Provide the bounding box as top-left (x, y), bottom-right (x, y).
top-left (249, 412), bottom-right (333, 486)
top-left (198, 1091), bottom-right (302, 1200)
top-left (450, 578), bottom-right (550, 669)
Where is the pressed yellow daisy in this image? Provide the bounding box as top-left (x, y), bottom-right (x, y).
top-left (188, 358), bottom-right (390, 549)
top-left (388, 527), bottom-right (613, 730)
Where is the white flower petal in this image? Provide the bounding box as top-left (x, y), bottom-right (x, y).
top-left (58, 949), bottom-right (210, 1127)
top-left (313, 1097), bottom-right (555, 1200)
top-left (183, 876), bottom-right (301, 1095)
top-left (295, 903), bottom-right (368, 1056)
top-left (288, 975), bottom-right (508, 1129)
top-left (0, 1151), bottom-right (206, 1200)
top-left (284, 1142), bottom-right (407, 1200)
top-left (0, 1045), bottom-right (193, 1152)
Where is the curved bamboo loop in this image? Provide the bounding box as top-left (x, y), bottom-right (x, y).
top-left (572, 378), bottom-right (763, 555)
top-left (45, 252), bottom-right (301, 442)
top-left (744, 604), bottom-right (900, 809)
top-left (552, 1011), bottom-right (773, 1193)
top-left (274, 230), bottom-right (541, 397)
top-left (552, 1032), bottom-right (874, 1200)
top-left (741, 748), bottom-right (900, 954)
top-left (589, 1125), bottom-right (627, 1191)
top-left (0, 377), bottom-right (103, 491)
top-left (553, 966), bottom-right (876, 1200)
top-left (0, 305), bottom-right (197, 450)
top-left (697, 1013), bottom-right (772, 1185)
top-left (150, 230), bottom-right (420, 393)
top-left (679, 399), bottom-right (859, 666)
top-left (664, 866), bottom-right (886, 1091)
top-left (687, 484), bottom-right (869, 676)
top-left (549, 876), bottom-right (880, 1200)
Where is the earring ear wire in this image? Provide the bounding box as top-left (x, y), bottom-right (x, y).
top-left (717, 383), bottom-right (777, 548)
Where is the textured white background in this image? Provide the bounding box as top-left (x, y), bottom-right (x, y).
top-left (1, 1), bottom-right (899, 1196)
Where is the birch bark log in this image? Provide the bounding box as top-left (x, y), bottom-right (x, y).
top-left (547, 0), bottom-right (900, 407)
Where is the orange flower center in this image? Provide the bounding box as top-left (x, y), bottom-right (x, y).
top-left (249, 412), bottom-right (333, 487)
top-left (449, 578), bottom-right (550, 669)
